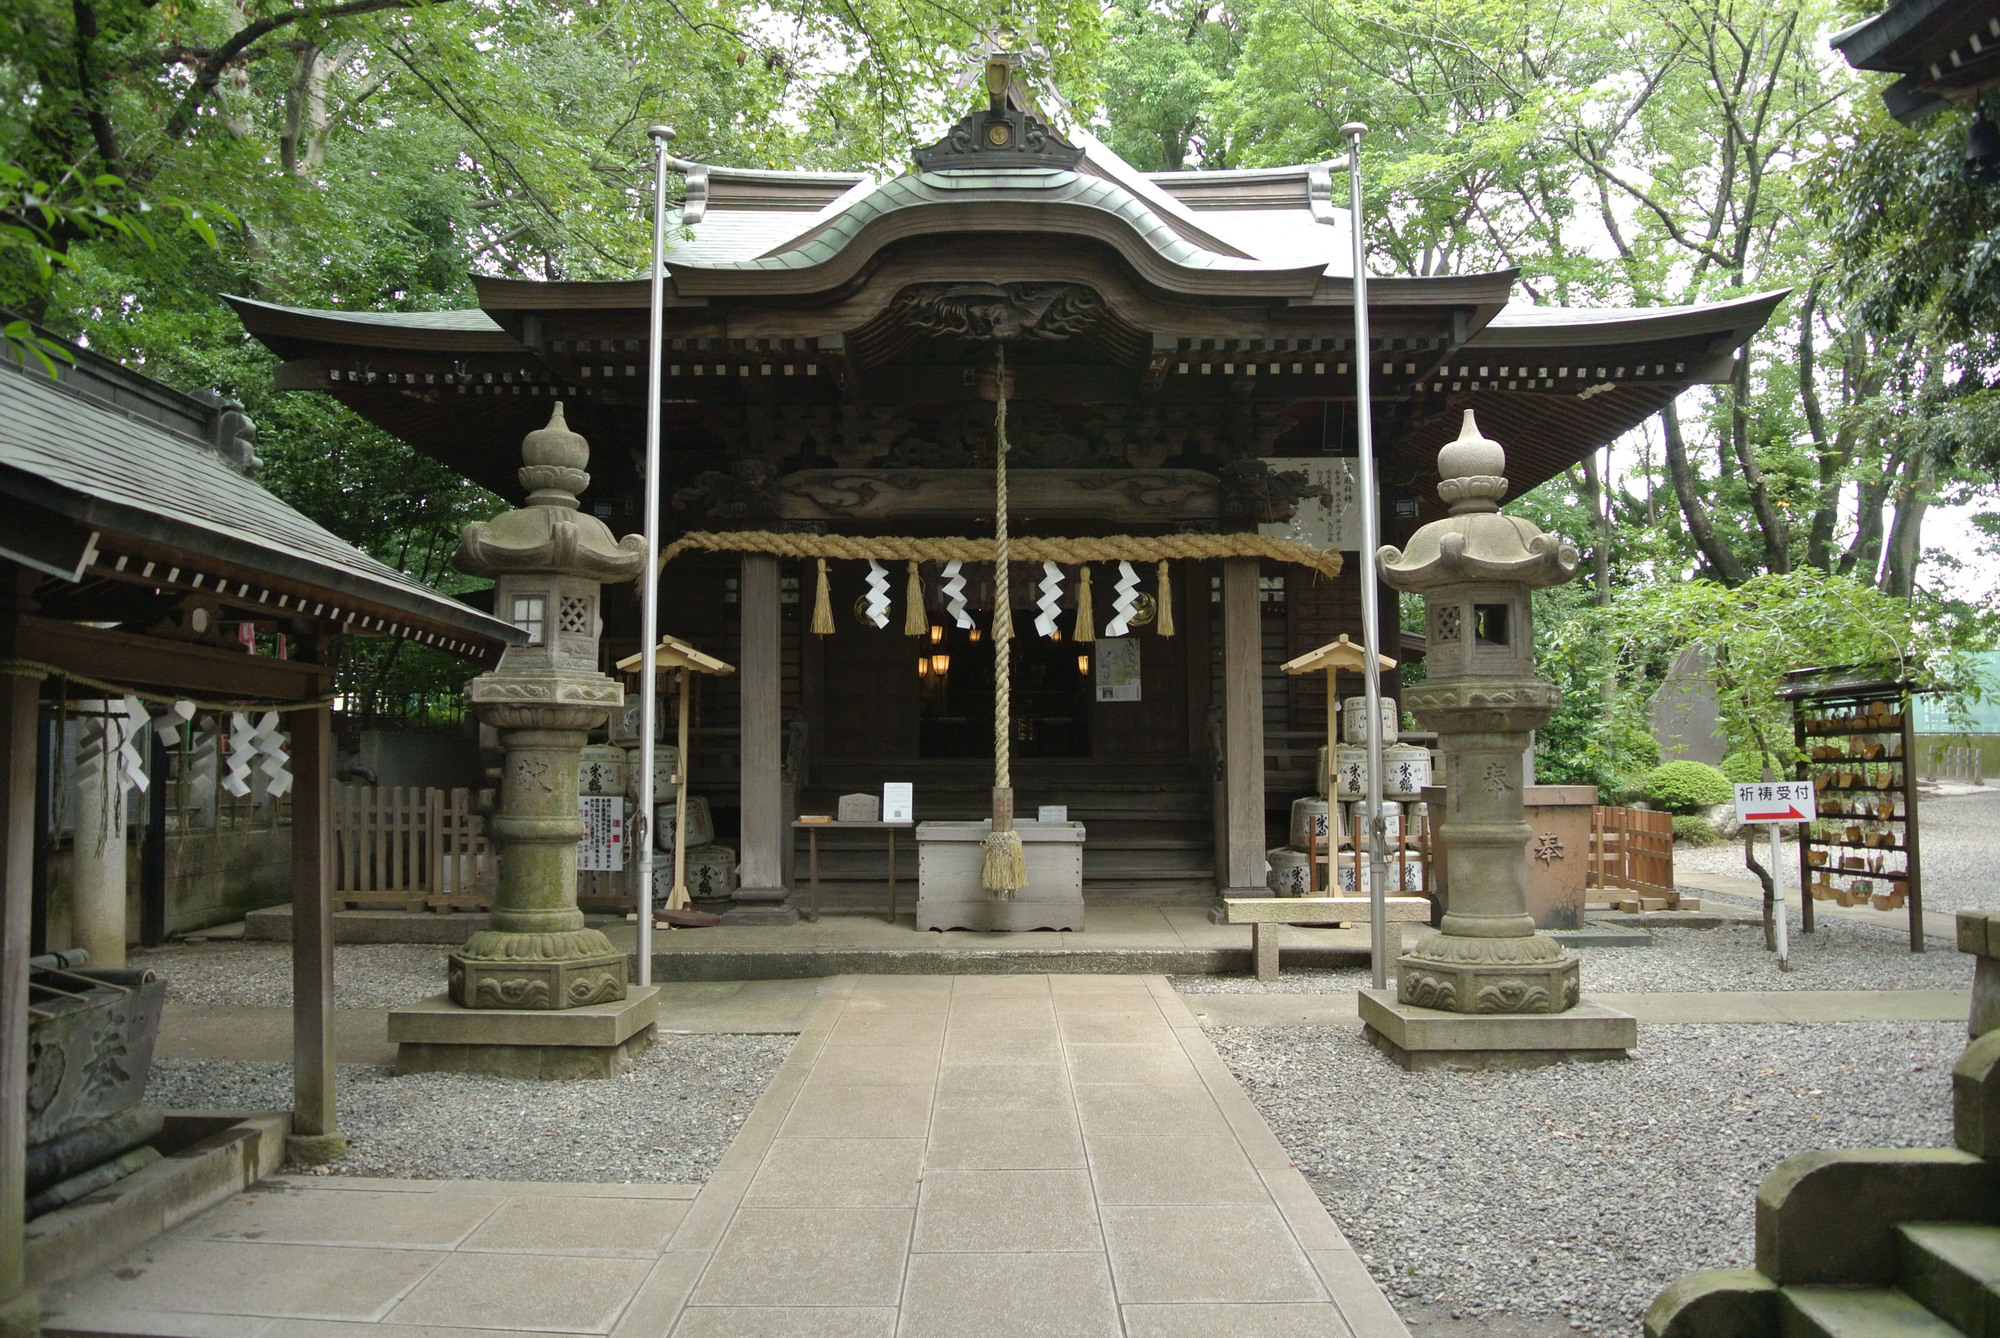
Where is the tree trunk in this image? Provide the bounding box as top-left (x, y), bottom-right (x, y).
top-left (1660, 400), bottom-right (1748, 585)
top-left (1880, 447), bottom-right (1933, 597)
top-left (1730, 357), bottom-right (1791, 573)
top-left (1578, 451), bottom-right (1612, 607)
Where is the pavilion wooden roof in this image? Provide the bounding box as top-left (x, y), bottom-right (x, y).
top-left (616, 634), bottom-right (735, 677)
top-left (1283, 634), bottom-right (1398, 675)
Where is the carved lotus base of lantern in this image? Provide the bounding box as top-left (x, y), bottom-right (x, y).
top-left (1395, 930), bottom-right (1580, 1015)
top-left (448, 934), bottom-right (628, 1010)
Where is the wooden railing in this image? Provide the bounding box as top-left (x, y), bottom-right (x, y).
top-left (1586, 805), bottom-right (1674, 894)
top-left (332, 785), bottom-right (494, 911)
top-left (1926, 743), bottom-right (1985, 783)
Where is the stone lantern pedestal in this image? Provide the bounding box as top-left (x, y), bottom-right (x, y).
top-left (1358, 412), bottom-right (1635, 1070)
top-left (388, 404), bottom-right (657, 1079)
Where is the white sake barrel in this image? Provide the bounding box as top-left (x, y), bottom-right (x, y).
top-left (1266, 848), bottom-right (1310, 897)
top-left (1384, 743), bottom-right (1432, 797)
top-left (654, 794), bottom-right (714, 853)
top-left (1289, 797), bottom-right (1338, 851)
top-left (1343, 695), bottom-right (1400, 745)
top-left (578, 745), bottom-right (625, 797)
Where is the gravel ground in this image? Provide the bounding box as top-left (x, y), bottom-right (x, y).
top-left (132, 941), bottom-right (449, 1009)
top-left (146, 1032), bottom-right (794, 1184)
top-left (1173, 915), bottom-right (1976, 996)
top-left (1211, 1020), bottom-right (1962, 1336)
top-left (1676, 784), bottom-right (2000, 916)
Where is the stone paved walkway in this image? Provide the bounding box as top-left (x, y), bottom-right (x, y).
top-left (44, 974), bottom-right (1406, 1337)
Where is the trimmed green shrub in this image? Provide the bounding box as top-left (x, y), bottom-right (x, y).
top-left (1719, 751), bottom-right (1770, 784)
top-left (1645, 760), bottom-right (1734, 813)
top-left (1672, 814), bottom-right (1720, 845)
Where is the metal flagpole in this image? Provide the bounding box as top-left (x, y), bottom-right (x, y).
top-left (635, 125), bottom-right (675, 989)
top-left (1343, 122), bottom-right (1390, 991)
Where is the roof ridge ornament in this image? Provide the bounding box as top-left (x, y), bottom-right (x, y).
top-left (914, 53), bottom-right (1084, 173)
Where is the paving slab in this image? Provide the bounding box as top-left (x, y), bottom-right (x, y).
top-left (50, 973), bottom-right (1405, 1337)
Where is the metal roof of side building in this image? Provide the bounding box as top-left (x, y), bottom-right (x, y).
top-left (0, 333), bottom-right (522, 660)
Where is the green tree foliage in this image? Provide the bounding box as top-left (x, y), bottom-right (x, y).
top-left (3, 0), bottom-right (1104, 723)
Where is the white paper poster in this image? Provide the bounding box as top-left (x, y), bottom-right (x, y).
top-left (577, 795), bottom-right (625, 871)
top-left (881, 781), bottom-right (914, 823)
top-left (1096, 639), bottom-right (1141, 702)
top-left (1258, 457), bottom-right (1360, 552)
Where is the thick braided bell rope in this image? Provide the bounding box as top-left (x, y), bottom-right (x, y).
top-left (656, 531), bottom-right (1343, 579)
top-left (983, 346), bottom-right (1027, 895)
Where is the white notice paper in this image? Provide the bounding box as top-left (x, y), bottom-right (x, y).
top-left (882, 782), bottom-right (914, 823)
top-left (1038, 805), bottom-right (1068, 823)
top-left (1096, 639), bottom-right (1141, 702)
top-left (577, 796), bottom-right (625, 871)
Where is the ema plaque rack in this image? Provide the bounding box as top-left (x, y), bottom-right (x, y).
top-left (1779, 668), bottom-right (1928, 953)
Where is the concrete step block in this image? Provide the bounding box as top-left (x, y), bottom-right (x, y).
top-left (1779, 1286), bottom-right (1964, 1337)
top-left (1897, 1223), bottom-right (2000, 1338)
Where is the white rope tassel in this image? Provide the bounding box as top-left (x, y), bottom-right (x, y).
top-left (1034, 561), bottom-right (1065, 638)
top-left (940, 559), bottom-right (973, 629)
top-left (1105, 560), bottom-right (1141, 637)
top-left (862, 559), bottom-right (892, 628)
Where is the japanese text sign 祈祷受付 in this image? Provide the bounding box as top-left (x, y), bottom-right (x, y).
top-left (1733, 780), bottom-right (1816, 825)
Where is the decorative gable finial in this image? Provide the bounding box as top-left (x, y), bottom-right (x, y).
top-left (913, 52), bottom-right (1085, 173)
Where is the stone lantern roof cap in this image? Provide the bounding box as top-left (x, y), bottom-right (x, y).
top-left (1378, 411), bottom-right (1579, 592)
top-left (454, 402), bottom-right (647, 582)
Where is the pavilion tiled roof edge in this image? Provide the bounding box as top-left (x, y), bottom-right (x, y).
top-left (0, 351), bottom-right (522, 653)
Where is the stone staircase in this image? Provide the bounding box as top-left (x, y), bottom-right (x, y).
top-left (1776, 1223), bottom-right (2000, 1336)
top-left (1646, 909), bottom-right (2000, 1338)
top-left (790, 761), bottom-right (1216, 911)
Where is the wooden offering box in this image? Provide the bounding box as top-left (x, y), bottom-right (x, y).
top-left (915, 819), bottom-right (1086, 931)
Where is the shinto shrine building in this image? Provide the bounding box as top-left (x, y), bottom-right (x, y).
top-left (230, 70), bottom-right (1782, 919)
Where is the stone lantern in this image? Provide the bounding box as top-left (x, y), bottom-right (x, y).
top-left (447, 403), bottom-right (645, 1011)
top-left (1363, 411), bottom-right (1635, 1067)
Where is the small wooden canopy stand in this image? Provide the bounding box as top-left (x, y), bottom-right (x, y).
top-left (1282, 634), bottom-right (1398, 892)
top-left (617, 635), bottom-right (734, 911)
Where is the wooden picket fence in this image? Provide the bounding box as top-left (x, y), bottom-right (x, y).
top-left (1586, 805), bottom-right (1673, 894)
top-left (332, 785), bottom-right (495, 912)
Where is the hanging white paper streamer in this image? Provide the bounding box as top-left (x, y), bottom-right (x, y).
top-left (187, 718), bottom-right (219, 812)
top-left (1104, 561), bottom-right (1142, 637)
top-left (253, 711), bottom-right (292, 799)
top-left (862, 559), bottom-right (892, 629)
top-left (1034, 561), bottom-right (1065, 638)
top-left (222, 712), bottom-right (255, 798)
top-left (116, 697), bottom-right (150, 792)
top-left (151, 699), bottom-right (195, 747)
top-left (939, 560), bottom-right (973, 630)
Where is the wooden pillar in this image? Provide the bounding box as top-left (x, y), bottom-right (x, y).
top-left (1221, 557), bottom-right (1265, 893)
top-left (0, 571), bottom-right (39, 1335)
top-left (289, 702), bottom-right (345, 1163)
top-left (728, 552), bottom-right (795, 923)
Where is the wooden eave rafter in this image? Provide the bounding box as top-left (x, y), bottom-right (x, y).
top-left (14, 613), bottom-right (333, 701)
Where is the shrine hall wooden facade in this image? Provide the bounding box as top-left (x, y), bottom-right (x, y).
top-left (231, 74), bottom-right (1781, 907)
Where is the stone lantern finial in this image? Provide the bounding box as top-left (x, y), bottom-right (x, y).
top-left (1434, 410), bottom-right (1508, 512)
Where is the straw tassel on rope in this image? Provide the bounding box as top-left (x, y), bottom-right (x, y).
top-left (904, 561), bottom-right (927, 637)
top-left (1073, 565), bottom-right (1094, 643)
top-left (982, 343), bottom-right (1027, 897)
top-left (811, 559), bottom-right (834, 635)
top-left (1156, 561), bottom-right (1175, 637)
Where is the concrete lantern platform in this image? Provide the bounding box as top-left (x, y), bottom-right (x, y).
top-left (1358, 988), bottom-right (1635, 1071)
top-left (388, 986), bottom-right (659, 1079)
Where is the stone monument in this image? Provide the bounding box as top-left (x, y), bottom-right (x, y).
top-left (388, 403), bottom-right (657, 1077)
top-left (1359, 411), bottom-right (1635, 1068)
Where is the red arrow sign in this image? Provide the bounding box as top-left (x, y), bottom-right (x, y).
top-left (1744, 805), bottom-right (1811, 822)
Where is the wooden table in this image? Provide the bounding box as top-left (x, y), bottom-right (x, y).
top-left (794, 820), bottom-right (916, 923)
